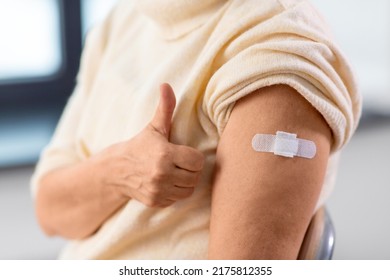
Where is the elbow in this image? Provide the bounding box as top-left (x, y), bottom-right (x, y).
top-left (33, 174), bottom-right (59, 237)
top-left (34, 184), bottom-right (67, 238)
top-left (35, 189), bottom-right (58, 237)
top-left (35, 199), bottom-right (96, 240)
top-left (35, 201), bottom-right (94, 240)
top-left (33, 176), bottom-right (97, 240)
top-left (36, 213), bottom-right (57, 238)
top-left (35, 201), bottom-right (94, 239)
top-left (39, 223), bottom-right (57, 238)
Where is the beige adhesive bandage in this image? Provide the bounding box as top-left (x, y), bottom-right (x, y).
top-left (251, 131), bottom-right (316, 159)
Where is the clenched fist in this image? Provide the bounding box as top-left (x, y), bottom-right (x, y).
top-left (95, 83), bottom-right (205, 207)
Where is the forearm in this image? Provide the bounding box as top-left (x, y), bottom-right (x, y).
top-left (36, 154), bottom-right (128, 240)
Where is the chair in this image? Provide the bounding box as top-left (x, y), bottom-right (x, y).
top-left (298, 207), bottom-right (335, 260)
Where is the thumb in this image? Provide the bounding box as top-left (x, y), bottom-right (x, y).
top-left (150, 83), bottom-right (176, 138)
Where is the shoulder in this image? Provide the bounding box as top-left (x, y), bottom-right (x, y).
top-left (219, 0), bottom-right (334, 42)
top-left (203, 0), bottom-right (360, 152)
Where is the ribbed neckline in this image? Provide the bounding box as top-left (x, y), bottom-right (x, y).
top-left (135, 0), bottom-right (227, 40)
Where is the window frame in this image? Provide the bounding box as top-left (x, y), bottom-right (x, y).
top-left (0, 0), bottom-right (83, 168)
top-left (0, 0), bottom-right (82, 106)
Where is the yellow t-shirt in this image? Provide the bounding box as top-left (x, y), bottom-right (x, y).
top-left (32, 0), bottom-right (361, 259)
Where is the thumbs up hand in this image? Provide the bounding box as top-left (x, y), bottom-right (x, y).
top-left (96, 83), bottom-right (205, 208)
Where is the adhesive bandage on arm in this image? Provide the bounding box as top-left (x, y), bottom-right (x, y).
top-left (251, 131), bottom-right (316, 159)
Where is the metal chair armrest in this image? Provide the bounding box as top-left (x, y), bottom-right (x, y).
top-left (298, 207), bottom-right (335, 260)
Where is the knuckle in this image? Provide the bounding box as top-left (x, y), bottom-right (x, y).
top-left (144, 197), bottom-right (160, 208)
top-left (147, 185), bottom-right (160, 196)
top-left (194, 173), bottom-right (201, 185)
top-left (150, 167), bottom-right (167, 184)
top-left (143, 199), bottom-right (159, 208)
top-left (187, 179), bottom-right (196, 188)
top-left (184, 188), bottom-right (195, 197)
top-left (150, 154), bottom-right (173, 184)
top-left (159, 203), bottom-right (172, 208)
top-left (150, 163), bottom-right (169, 185)
top-left (175, 187), bottom-right (194, 199)
top-left (155, 143), bottom-right (172, 161)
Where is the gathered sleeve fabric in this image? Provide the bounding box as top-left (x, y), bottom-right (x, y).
top-left (202, 0), bottom-right (361, 152)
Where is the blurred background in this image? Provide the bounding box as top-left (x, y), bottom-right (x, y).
top-left (0, 0), bottom-right (389, 259)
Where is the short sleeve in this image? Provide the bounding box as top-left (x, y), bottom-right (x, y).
top-left (30, 14), bottom-right (113, 197)
top-left (202, 1), bottom-right (361, 152)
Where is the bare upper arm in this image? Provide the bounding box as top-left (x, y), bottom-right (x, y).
top-left (208, 84), bottom-right (332, 259)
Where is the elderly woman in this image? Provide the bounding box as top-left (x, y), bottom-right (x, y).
top-left (32, 0), bottom-right (361, 259)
